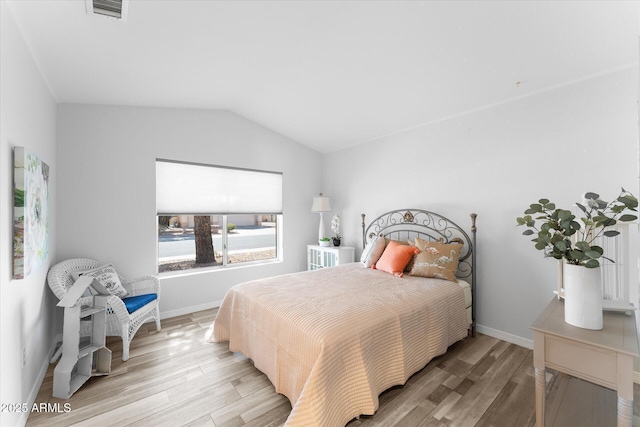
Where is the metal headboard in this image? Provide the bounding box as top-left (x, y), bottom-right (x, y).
top-left (361, 209), bottom-right (477, 336)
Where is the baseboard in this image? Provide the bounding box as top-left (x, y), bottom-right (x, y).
top-left (160, 300), bottom-right (222, 320)
top-left (476, 324), bottom-right (534, 350)
top-left (17, 335), bottom-right (63, 426)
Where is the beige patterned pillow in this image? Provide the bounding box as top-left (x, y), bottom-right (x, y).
top-left (410, 237), bottom-right (462, 282)
top-left (361, 234), bottom-right (386, 268)
top-left (71, 264), bottom-right (128, 298)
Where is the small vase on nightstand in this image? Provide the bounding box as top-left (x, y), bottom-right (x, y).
top-left (332, 238), bottom-right (341, 247)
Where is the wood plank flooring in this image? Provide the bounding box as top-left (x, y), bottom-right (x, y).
top-left (26, 309), bottom-right (639, 427)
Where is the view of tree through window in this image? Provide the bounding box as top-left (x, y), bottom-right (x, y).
top-left (158, 214), bottom-right (278, 273)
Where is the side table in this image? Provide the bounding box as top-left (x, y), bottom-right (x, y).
top-left (530, 297), bottom-right (638, 426)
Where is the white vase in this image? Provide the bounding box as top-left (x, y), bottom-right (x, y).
top-left (563, 263), bottom-right (603, 330)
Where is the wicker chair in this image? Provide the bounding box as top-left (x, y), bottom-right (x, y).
top-left (48, 258), bottom-right (161, 361)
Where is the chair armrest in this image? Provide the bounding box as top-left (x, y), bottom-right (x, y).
top-left (120, 275), bottom-right (160, 297)
top-left (106, 295), bottom-right (131, 321)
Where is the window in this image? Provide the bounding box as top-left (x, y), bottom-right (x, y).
top-left (156, 159), bottom-right (282, 273)
top-left (157, 214), bottom-right (279, 273)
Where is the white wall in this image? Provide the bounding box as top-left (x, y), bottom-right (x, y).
top-left (0, 4), bottom-right (58, 427)
top-left (56, 104), bottom-right (323, 317)
top-left (322, 67), bottom-right (639, 345)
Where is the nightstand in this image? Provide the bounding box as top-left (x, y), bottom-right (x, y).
top-left (531, 297), bottom-right (639, 426)
top-left (307, 245), bottom-right (355, 270)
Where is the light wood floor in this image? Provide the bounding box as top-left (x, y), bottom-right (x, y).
top-left (27, 309), bottom-right (640, 427)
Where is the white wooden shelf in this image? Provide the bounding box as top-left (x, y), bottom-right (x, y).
top-left (307, 245), bottom-right (355, 270)
top-left (53, 277), bottom-right (113, 399)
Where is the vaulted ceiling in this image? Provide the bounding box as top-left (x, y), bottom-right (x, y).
top-left (7, 1), bottom-right (639, 153)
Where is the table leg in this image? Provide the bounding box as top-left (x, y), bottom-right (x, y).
top-left (534, 367), bottom-right (546, 427)
top-left (533, 330), bottom-right (546, 427)
top-left (617, 353), bottom-right (634, 427)
top-left (617, 396), bottom-right (632, 427)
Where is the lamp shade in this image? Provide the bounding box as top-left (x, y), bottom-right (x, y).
top-left (311, 193), bottom-right (331, 212)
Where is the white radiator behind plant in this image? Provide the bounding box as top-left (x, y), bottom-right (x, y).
top-left (597, 223), bottom-right (633, 311)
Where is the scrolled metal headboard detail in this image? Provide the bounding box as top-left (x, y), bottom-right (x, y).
top-left (362, 209), bottom-right (478, 336)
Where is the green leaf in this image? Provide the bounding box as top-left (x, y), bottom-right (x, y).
top-left (589, 245), bottom-right (604, 255)
top-left (603, 230), bottom-right (620, 237)
top-left (550, 234), bottom-right (563, 244)
top-left (584, 251), bottom-right (602, 259)
top-left (584, 192), bottom-right (600, 200)
top-left (554, 241), bottom-right (566, 252)
top-left (619, 214), bottom-right (637, 222)
top-left (569, 250), bottom-right (585, 260)
top-left (618, 195), bottom-right (639, 209)
top-left (522, 229), bottom-right (534, 236)
top-left (557, 210), bottom-right (572, 221)
top-left (575, 203), bottom-right (587, 214)
top-left (534, 241), bottom-right (547, 251)
top-left (538, 198), bottom-right (550, 204)
top-left (575, 241), bottom-right (591, 251)
top-left (581, 218), bottom-right (595, 227)
top-left (584, 259), bottom-right (600, 268)
top-left (529, 204), bottom-right (543, 213)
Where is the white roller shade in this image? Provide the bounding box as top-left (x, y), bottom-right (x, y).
top-left (156, 159), bottom-right (283, 215)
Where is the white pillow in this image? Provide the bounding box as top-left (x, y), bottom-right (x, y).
top-left (360, 235), bottom-right (387, 268)
top-left (72, 264), bottom-right (128, 298)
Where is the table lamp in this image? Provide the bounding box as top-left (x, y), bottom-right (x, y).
top-left (311, 193), bottom-right (331, 241)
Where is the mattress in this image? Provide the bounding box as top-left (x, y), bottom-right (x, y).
top-left (210, 262), bottom-right (469, 426)
top-left (458, 279), bottom-right (472, 325)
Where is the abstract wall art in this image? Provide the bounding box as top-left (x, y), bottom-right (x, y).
top-left (13, 146), bottom-right (50, 279)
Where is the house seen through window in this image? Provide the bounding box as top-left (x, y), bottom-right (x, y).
top-left (156, 159), bottom-right (283, 273)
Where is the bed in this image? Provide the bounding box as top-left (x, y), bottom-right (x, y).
top-left (209, 208), bottom-right (477, 426)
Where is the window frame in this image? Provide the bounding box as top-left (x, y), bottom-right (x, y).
top-left (157, 213), bottom-right (282, 275)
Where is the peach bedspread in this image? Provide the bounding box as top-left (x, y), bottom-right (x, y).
top-left (209, 262), bottom-right (468, 427)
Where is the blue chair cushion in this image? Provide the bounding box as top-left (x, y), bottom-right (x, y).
top-left (121, 293), bottom-right (158, 314)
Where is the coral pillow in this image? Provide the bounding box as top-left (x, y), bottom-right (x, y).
top-left (373, 240), bottom-right (420, 277)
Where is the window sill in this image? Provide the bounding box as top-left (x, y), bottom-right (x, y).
top-left (158, 258), bottom-right (283, 280)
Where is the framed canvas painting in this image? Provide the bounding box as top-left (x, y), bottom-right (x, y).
top-left (13, 146), bottom-right (50, 279)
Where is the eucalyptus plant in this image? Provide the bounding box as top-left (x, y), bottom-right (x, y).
top-left (516, 188), bottom-right (638, 268)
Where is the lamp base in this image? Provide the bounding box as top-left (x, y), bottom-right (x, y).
top-left (318, 212), bottom-right (326, 241)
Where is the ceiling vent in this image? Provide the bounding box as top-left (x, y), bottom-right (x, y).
top-left (85, 0), bottom-right (129, 21)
